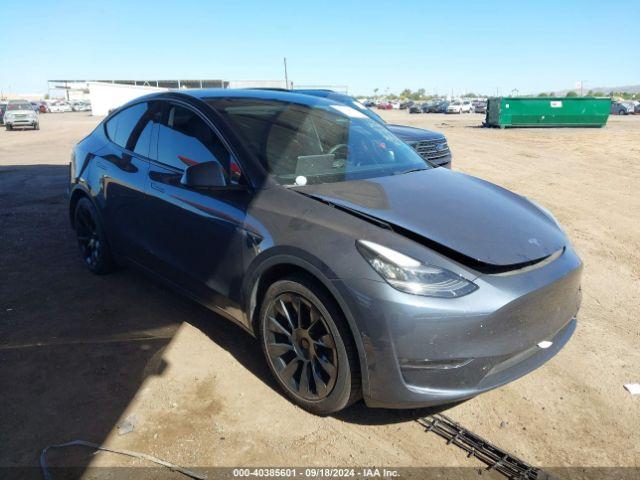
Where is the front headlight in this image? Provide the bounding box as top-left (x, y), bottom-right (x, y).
top-left (356, 240), bottom-right (478, 298)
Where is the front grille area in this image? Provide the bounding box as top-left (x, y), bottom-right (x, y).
top-left (412, 139), bottom-right (450, 160)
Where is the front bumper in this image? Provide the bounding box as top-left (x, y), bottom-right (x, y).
top-left (6, 117), bottom-right (37, 127)
top-left (334, 245), bottom-right (582, 408)
top-left (433, 157), bottom-right (452, 169)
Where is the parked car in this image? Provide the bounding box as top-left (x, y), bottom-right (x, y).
top-left (635, 103), bottom-right (640, 114)
top-left (4, 100), bottom-right (39, 130)
top-left (408, 104), bottom-right (422, 114)
top-left (72, 101), bottom-right (91, 112)
top-left (69, 89), bottom-right (582, 414)
top-left (428, 101), bottom-right (450, 113)
top-left (30, 102), bottom-right (40, 112)
top-left (39, 102), bottom-right (50, 113)
top-left (472, 101), bottom-right (487, 113)
top-left (420, 102), bottom-right (433, 113)
top-left (446, 101), bottom-right (463, 114)
top-left (611, 101), bottom-right (635, 115)
top-left (399, 101), bottom-right (414, 110)
top-left (377, 101), bottom-right (392, 110)
top-left (49, 101), bottom-right (73, 112)
top-left (448, 100), bottom-right (473, 114)
top-left (293, 89), bottom-right (452, 168)
top-left (48, 102), bottom-right (65, 113)
top-left (0, 102), bottom-right (7, 125)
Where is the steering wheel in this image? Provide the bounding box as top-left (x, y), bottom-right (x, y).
top-left (328, 143), bottom-right (349, 157)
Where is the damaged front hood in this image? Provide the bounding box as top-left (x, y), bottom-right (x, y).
top-left (297, 168), bottom-right (566, 269)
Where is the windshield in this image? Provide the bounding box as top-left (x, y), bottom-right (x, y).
top-left (8, 103), bottom-right (33, 111)
top-left (208, 98), bottom-right (431, 186)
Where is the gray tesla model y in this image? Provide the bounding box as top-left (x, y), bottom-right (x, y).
top-left (68, 89), bottom-right (582, 414)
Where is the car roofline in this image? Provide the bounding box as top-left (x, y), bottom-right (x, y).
top-left (123, 88), bottom-right (341, 110)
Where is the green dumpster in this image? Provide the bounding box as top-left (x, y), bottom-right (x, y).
top-left (485, 97), bottom-right (611, 128)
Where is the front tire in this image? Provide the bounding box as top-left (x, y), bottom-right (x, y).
top-left (74, 197), bottom-right (115, 274)
top-left (258, 275), bottom-right (360, 415)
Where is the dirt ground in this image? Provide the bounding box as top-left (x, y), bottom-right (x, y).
top-left (1, 111), bottom-right (639, 478)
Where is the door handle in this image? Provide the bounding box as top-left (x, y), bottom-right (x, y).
top-left (150, 182), bottom-right (165, 193)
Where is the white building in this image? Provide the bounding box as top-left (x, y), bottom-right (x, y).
top-left (88, 82), bottom-right (167, 116)
top-left (50, 79), bottom-right (294, 116)
top-left (49, 78), bottom-right (348, 116)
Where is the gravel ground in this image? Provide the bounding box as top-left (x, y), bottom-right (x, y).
top-left (0, 111), bottom-right (638, 478)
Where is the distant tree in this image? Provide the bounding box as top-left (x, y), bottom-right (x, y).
top-left (565, 91), bottom-right (578, 97)
top-left (537, 92), bottom-right (548, 97)
top-left (373, 88), bottom-right (379, 98)
top-left (464, 92), bottom-right (477, 98)
top-left (408, 88), bottom-right (426, 101)
top-left (591, 91), bottom-right (604, 97)
top-left (44, 93), bottom-right (50, 100)
top-left (400, 88), bottom-right (412, 99)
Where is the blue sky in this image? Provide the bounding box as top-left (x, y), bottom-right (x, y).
top-left (1, 0), bottom-right (638, 96)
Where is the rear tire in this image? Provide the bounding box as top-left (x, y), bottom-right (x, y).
top-left (34, 123), bottom-right (40, 130)
top-left (258, 274), bottom-right (360, 415)
top-left (6, 124), bottom-right (12, 131)
top-left (74, 197), bottom-right (115, 274)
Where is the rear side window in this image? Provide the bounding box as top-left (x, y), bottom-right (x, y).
top-left (156, 104), bottom-right (230, 172)
top-left (105, 102), bottom-right (161, 157)
top-left (105, 114), bottom-right (118, 139)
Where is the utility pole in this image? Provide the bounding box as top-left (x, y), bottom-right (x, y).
top-left (283, 57), bottom-right (289, 90)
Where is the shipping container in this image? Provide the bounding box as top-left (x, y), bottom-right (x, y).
top-left (485, 97), bottom-right (610, 128)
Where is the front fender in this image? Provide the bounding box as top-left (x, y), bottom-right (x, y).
top-left (241, 247), bottom-right (372, 398)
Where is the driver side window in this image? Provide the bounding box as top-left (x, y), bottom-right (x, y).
top-left (156, 104), bottom-right (231, 176)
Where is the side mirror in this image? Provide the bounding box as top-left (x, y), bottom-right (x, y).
top-left (180, 161), bottom-right (227, 188)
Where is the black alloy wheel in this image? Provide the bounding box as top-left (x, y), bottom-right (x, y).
top-left (74, 197), bottom-right (114, 274)
top-left (259, 275), bottom-right (360, 415)
top-left (264, 292), bottom-right (338, 400)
